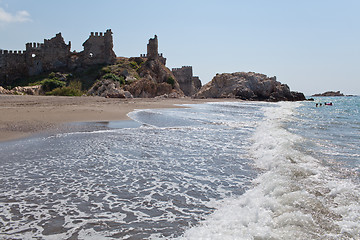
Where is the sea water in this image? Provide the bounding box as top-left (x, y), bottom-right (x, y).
top-left (0, 97), bottom-right (359, 239)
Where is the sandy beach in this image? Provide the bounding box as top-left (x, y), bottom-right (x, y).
top-left (0, 95), bottom-right (228, 142)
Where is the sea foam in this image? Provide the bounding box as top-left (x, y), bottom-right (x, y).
top-left (180, 102), bottom-right (360, 240)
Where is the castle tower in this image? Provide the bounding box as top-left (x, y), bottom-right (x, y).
top-left (172, 66), bottom-right (202, 96)
top-left (147, 35), bottom-right (158, 60)
top-left (82, 29), bottom-right (116, 65)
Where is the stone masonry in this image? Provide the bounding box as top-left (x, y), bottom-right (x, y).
top-left (78, 29), bottom-right (116, 66)
top-left (140, 35), bottom-right (166, 65)
top-left (0, 29), bottom-right (116, 85)
top-left (172, 66), bottom-right (202, 96)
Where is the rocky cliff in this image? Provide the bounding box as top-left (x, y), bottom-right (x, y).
top-left (195, 72), bottom-right (305, 101)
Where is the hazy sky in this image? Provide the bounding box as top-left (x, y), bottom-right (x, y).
top-left (1, 0), bottom-right (359, 95)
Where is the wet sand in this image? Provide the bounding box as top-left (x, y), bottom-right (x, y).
top-left (0, 95), bottom-right (228, 142)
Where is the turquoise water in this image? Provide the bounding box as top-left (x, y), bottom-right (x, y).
top-left (294, 96), bottom-right (360, 177)
top-left (0, 97), bottom-right (359, 239)
top-left (181, 97), bottom-right (360, 239)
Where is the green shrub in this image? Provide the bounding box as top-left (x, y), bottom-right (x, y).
top-left (46, 87), bottom-right (83, 96)
top-left (69, 80), bottom-right (82, 90)
top-left (103, 73), bottom-right (117, 80)
top-left (119, 76), bottom-right (125, 85)
top-left (130, 61), bottom-right (139, 70)
top-left (48, 72), bottom-right (57, 79)
top-left (45, 80), bottom-right (83, 96)
top-left (103, 73), bottom-right (125, 85)
top-left (132, 57), bottom-right (144, 66)
top-left (101, 66), bottom-right (112, 74)
top-left (166, 77), bottom-right (175, 87)
top-left (29, 81), bottom-right (43, 86)
top-left (41, 79), bottom-right (66, 92)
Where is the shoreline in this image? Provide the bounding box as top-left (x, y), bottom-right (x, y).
top-left (0, 95), bottom-right (235, 142)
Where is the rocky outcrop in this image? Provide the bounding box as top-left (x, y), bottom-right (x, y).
top-left (155, 91), bottom-right (185, 99)
top-left (124, 35), bottom-right (184, 98)
top-left (312, 91), bottom-right (344, 97)
top-left (129, 58), bottom-right (184, 98)
top-left (123, 78), bottom-right (183, 98)
top-left (0, 86), bottom-right (11, 94)
top-left (195, 72), bottom-right (305, 101)
top-left (0, 85), bottom-right (42, 95)
top-left (12, 85), bottom-right (42, 95)
top-left (138, 59), bottom-right (180, 88)
top-left (88, 79), bottom-right (133, 98)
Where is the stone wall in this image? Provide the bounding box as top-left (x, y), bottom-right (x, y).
top-left (0, 50), bottom-right (28, 84)
top-left (172, 66), bottom-right (202, 96)
top-left (25, 33), bottom-right (71, 76)
top-left (0, 29), bottom-right (116, 86)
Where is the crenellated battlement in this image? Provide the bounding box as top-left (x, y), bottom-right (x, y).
top-left (82, 29), bottom-right (115, 65)
top-left (140, 53), bottom-right (164, 58)
top-left (90, 29), bottom-right (112, 38)
top-left (172, 66), bottom-right (193, 71)
top-left (90, 32), bottom-right (102, 37)
top-left (0, 49), bottom-right (26, 55)
top-left (26, 42), bottom-right (43, 50)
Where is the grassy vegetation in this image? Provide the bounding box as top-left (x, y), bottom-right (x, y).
top-left (46, 80), bottom-right (83, 96)
top-left (130, 61), bottom-right (139, 70)
top-left (166, 76), bottom-right (175, 87)
top-left (100, 66), bottom-right (112, 74)
top-left (36, 79), bottom-right (66, 92)
top-left (103, 73), bottom-right (125, 85)
top-left (94, 58), bottom-right (142, 87)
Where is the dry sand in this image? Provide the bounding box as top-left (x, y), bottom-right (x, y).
top-left (0, 95), bottom-right (229, 142)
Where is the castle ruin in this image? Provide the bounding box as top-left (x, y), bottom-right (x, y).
top-left (1, 31), bottom-right (203, 97)
top-left (0, 29), bottom-right (116, 85)
top-left (172, 66), bottom-right (202, 96)
top-left (78, 29), bottom-right (116, 66)
top-left (140, 35), bottom-right (166, 65)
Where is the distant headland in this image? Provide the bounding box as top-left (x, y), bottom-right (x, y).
top-left (312, 91), bottom-right (344, 97)
top-left (0, 30), bottom-right (304, 101)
